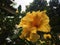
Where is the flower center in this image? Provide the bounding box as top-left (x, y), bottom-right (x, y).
top-left (32, 15), bottom-right (41, 28)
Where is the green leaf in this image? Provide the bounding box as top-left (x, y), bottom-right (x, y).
top-left (11, 28), bottom-right (23, 40)
top-left (18, 5), bottom-right (21, 13)
top-left (17, 27), bottom-right (23, 36)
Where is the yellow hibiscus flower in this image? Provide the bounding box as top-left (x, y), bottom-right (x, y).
top-left (18, 10), bottom-right (51, 42)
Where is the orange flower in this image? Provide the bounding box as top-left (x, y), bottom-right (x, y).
top-left (18, 10), bottom-right (51, 42)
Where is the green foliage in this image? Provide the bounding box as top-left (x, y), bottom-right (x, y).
top-left (26, 0), bottom-right (47, 12)
top-left (11, 28), bottom-right (23, 40)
